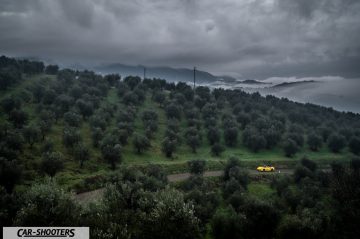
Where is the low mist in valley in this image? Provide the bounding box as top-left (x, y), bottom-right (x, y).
top-left (218, 77), bottom-right (360, 113)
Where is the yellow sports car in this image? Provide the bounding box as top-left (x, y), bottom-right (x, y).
top-left (257, 165), bottom-right (275, 172)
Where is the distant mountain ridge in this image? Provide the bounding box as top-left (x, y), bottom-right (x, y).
top-left (239, 79), bottom-right (271, 85)
top-left (94, 63), bottom-right (237, 83)
top-left (271, 80), bottom-right (317, 88)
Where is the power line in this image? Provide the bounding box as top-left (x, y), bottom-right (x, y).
top-left (193, 66), bottom-right (196, 89)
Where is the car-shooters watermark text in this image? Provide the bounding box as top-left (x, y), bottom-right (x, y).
top-left (3, 227), bottom-right (89, 239)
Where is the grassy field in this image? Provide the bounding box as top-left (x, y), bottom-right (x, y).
top-left (1, 74), bottom-right (352, 191)
top-left (248, 182), bottom-right (275, 200)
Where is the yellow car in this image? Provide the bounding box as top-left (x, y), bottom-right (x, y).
top-left (257, 165), bottom-right (275, 172)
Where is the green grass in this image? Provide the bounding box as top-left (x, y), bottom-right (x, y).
top-left (248, 182), bottom-right (275, 200)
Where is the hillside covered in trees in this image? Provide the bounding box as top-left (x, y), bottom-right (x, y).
top-left (1, 55), bottom-right (360, 238)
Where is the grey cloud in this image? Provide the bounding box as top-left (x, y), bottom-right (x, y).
top-left (277, 0), bottom-right (359, 19)
top-left (0, 0), bottom-right (360, 79)
top-left (278, 0), bottom-right (321, 18)
top-left (0, 0), bottom-right (33, 13)
top-left (59, 0), bottom-right (95, 28)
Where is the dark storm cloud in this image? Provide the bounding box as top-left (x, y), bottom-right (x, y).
top-left (1, 0), bottom-right (360, 78)
top-left (278, 0), bottom-right (359, 19)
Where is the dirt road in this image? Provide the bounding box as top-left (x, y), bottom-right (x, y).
top-left (74, 188), bottom-right (105, 203)
top-left (74, 169), bottom-right (294, 203)
top-left (167, 169), bottom-right (294, 182)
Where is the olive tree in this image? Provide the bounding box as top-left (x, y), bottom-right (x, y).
top-left (141, 188), bottom-right (201, 239)
top-left (349, 136), bottom-right (360, 155)
top-left (14, 181), bottom-right (79, 226)
top-left (23, 124), bottom-right (41, 148)
top-left (224, 127), bottom-right (238, 147)
top-left (133, 133), bottom-right (150, 154)
top-left (284, 139), bottom-right (299, 157)
top-left (162, 137), bottom-right (177, 158)
top-left (185, 127), bottom-right (201, 153)
top-left (100, 135), bottom-right (122, 169)
top-left (74, 143), bottom-right (90, 168)
top-left (62, 127), bottom-right (81, 148)
top-left (0, 158), bottom-right (22, 193)
top-left (188, 160), bottom-right (206, 175)
top-left (327, 134), bottom-right (346, 153)
top-left (307, 133), bottom-right (323, 151)
top-left (40, 152), bottom-right (64, 177)
top-left (207, 127), bottom-right (220, 145)
top-left (211, 143), bottom-right (225, 156)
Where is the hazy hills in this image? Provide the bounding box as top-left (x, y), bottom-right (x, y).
top-left (88, 63), bottom-right (360, 114)
top-left (269, 80), bottom-right (316, 88)
top-left (94, 63), bottom-right (237, 83)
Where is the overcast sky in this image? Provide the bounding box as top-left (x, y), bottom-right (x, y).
top-left (1, 0), bottom-right (360, 79)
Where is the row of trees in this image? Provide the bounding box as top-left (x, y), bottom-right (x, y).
top-left (117, 76), bottom-right (360, 158)
top-left (2, 143), bottom-right (360, 239)
top-left (0, 60), bottom-right (116, 180)
top-left (0, 55), bottom-right (59, 90)
top-left (209, 157), bottom-right (360, 239)
top-left (0, 165), bottom-right (201, 239)
top-left (2, 55), bottom-right (360, 193)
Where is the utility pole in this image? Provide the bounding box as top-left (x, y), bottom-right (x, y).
top-left (143, 67), bottom-right (146, 80)
top-left (193, 66), bottom-right (196, 90)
